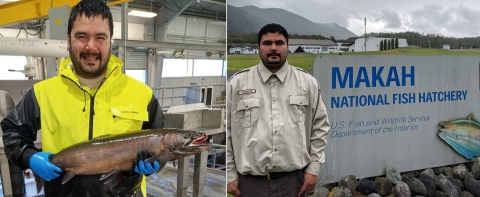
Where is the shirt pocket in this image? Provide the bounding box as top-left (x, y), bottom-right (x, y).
top-left (235, 98), bottom-right (260, 128)
top-left (289, 95), bottom-right (309, 123)
top-left (109, 107), bottom-right (149, 133)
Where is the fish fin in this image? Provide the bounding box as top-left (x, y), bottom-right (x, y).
top-left (102, 172), bottom-right (119, 185)
top-left (159, 162), bottom-right (167, 172)
top-left (468, 113), bottom-right (478, 122)
top-left (145, 151), bottom-right (173, 163)
top-left (33, 172), bottom-right (44, 194)
top-left (99, 169), bottom-right (117, 181)
top-left (61, 171), bottom-right (76, 184)
top-left (439, 132), bottom-right (480, 160)
top-left (92, 134), bottom-right (112, 140)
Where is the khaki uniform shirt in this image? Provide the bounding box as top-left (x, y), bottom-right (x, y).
top-left (227, 61), bottom-right (330, 183)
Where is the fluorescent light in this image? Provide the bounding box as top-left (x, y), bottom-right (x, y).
top-left (128, 10), bottom-right (157, 18)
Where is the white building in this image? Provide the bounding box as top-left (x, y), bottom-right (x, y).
top-left (288, 39), bottom-right (337, 54)
top-left (351, 37), bottom-right (408, 52)
top-left (443, 44), bottom-right (450, 50)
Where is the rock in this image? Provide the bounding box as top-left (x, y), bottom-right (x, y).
top-left (356, 179), bottom-right (375, 194)
top-left (444, 167), bottom-right (453, 177)
top-left (435, 174), bottom-right (459, 197)
top-left (464, 161), bottom-right (474, 172)
top-left (435, 190), bottom-right (448, 197)
top-left (393, 181), bottom-right (411, 197)
top-left (352, 191), bottom-right (366, 197)
top-left (472, 157), bottom-right (480, 179)
top-left (338, 175), bottom-right (358, 194)
top-left (420, 168), bottom-right (435, 179)
top-left (408, 177), bottom-right (427, 196)
top-left (434, 166), bottom-right (446, 175)
top-left (314, 187), bottom-right (330, 197)
top-left (374, 177), bottom-right (393, 196)
top-left (463, 174), bottom-right (480, 197)
top-left (401, 175), bottom-right (410, 184)
top-left (418, 174), bottom-right (435, 197)
top-left (386, 166), bottom-right (401, 185)
top-left (367, 194), bottom-right (381, 197)
top-left (461, 191), bottom-right (475, 197)
top-left (328, 186), bottom-right (352, 197)
top-left (446, 176), bottom-right (463, 193)
top-left (452, 165), bottom-right (468, 180)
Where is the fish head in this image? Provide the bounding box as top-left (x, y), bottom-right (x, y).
top-left (164, 130), bottom-right (211, 155)
top-left (439, 121), bottom-right (457, 132)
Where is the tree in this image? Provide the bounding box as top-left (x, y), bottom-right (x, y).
top-left (387, 39), bottom-right (391, 50)
top-left (395, 38), bottom-right (399, 48)
top-left (380, 40), bottom-right (384, 51)
top-left (330, 36), bottom-right (337, 43)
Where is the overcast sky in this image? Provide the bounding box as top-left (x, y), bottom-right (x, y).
top-left (228, 0), bottom-right (480, 38)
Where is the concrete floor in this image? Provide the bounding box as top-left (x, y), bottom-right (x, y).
top-left (147, 162), bottom-right (226, 197)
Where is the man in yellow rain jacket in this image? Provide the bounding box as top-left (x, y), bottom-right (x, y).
top-left (0, 0), bottom-right (165, 196)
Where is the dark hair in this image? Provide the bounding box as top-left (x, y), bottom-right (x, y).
top-left (67, 0), bottom-right (114, 37)
top-left (257, 23), bottom-right (289, 44)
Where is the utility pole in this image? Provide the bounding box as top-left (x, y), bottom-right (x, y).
top-left (364, 17), bottom-right (367, 52)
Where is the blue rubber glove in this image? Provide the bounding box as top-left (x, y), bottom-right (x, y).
top-left (29, 152), bottom-right (63, 181)
top-left (134, 150), bottom-right (160, 175)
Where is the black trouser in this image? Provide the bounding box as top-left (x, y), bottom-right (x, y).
top-left (238, 169), bottom-right (307, 197)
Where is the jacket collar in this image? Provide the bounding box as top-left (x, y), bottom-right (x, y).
top-left (58, 54), bottom-right (123, 85)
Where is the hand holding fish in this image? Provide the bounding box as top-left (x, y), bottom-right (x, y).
top-left (29, 152), bottom-right (63, 181)
top-left (134, 150), bottom-right (161, 175)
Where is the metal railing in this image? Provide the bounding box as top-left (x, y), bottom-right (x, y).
top-left (151, 84), bottom-right (226, 109)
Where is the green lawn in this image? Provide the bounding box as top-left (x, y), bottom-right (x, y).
top-left (227, 48), bottom-right (480, 71)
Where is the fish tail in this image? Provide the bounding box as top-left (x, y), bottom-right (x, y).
top-left (33, 173), bottom-right (44, 194)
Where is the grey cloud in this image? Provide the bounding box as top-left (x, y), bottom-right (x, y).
top-left (371, 10), bottom-right (402, 28)
top-left (227, 0), bottom-right (480, 37)
top-left (405, 4), bottom-right (480, 37)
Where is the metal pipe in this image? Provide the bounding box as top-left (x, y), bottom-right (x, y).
top-left (212, 144), bottom-right (226, 148)
top-left (121, 2), bottom-right (128, 73)
top-left (112, 39), bottom-right (225, 52)
top-left (0, 37), bottom-right (68, 57)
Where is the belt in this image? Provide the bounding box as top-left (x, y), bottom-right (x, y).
top-left (266, 171), bottom-right (291, 180)
top-left (246, 169), bottom-right (301, 180)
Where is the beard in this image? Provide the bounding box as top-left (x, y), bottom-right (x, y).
top-left (261, 52), bottom-right (287, 70)
top-left (69, 48), bottom-right (110, 78)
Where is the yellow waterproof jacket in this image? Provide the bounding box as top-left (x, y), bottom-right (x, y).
top-left (1, 55), bottom-right (165, 197)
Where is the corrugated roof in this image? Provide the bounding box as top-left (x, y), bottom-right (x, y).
top-left (289, 39), bottom-right (337, 46)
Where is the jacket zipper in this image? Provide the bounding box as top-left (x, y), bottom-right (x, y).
top-left (61, 66), bottom-right (118, 140)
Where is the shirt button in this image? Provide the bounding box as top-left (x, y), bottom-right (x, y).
top-left (274, 148), bottom-right (277, 151)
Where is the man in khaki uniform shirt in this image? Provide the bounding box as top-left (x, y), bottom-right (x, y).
top-left (227, 23), bottom-right (330, 197)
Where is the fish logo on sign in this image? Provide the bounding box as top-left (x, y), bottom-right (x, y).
top-left (438, 113), bottom-right (480, 160)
